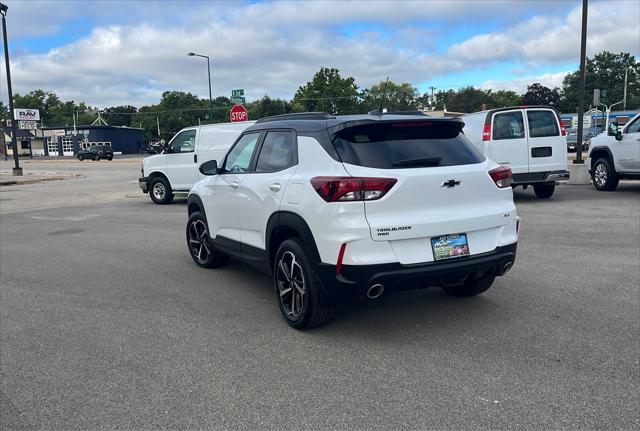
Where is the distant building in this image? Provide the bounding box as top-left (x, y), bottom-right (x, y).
top-left (40, 125), bottom-right (144, 156)
top-left (1, 120), bottom-right (44, 156)
top-left (560, 109), bottom-right (638, 131)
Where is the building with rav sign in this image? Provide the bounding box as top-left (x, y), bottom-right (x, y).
top-left (41, 125), bottom-right (144, 156)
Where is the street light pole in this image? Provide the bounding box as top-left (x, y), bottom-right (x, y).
top-left (1, 2), bottom-right (22, 175)
top-left (188, 52), bottom-right (213, 121)
top-left (574, 0), bottom-right (588, 165)
top-left (623, 67), bottom-right (629, 111)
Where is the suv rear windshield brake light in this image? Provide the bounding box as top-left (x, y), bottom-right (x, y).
top-left (489, 166), bottom-right (512, 188)
top-left (311, 177), bottom-right (397, 202)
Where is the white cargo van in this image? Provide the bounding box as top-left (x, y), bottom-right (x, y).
top-left (462, 106), bottom-right (569, 198)
top-left (139, 121), bottom-right (255, 204)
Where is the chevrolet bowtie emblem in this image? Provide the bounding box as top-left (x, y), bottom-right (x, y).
top-left (441, 179), bottom-right (461, 188)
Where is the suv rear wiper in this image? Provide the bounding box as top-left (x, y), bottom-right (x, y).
top-left (392, 157), bottom-right (442, 167)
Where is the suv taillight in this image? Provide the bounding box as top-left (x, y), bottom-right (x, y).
top-left (489, 166), bottom-right (512, 188)
top-left (482, 124), bottom-right (492, 141)
top-left (310, 177), bottom-right (397, 202)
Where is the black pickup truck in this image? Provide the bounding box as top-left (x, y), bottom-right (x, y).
top-left (77, 145), bottom-right (114, 161)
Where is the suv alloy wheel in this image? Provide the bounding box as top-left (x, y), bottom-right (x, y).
top-left (186, 212), bottom-right (229, 268)
top-left (274, 238), bottom-right (333, 329)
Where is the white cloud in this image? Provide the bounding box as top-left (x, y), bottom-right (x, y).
top-left (447, 0), bottom-right (640, 66)
top-left (1, 0), bottom-right (638, 108)
top-left (479, 71), bottom-right (571, 93)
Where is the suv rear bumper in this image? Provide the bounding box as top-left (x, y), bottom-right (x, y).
top-left (139, 177), bottom-right (149, 193)
top-left (512, 170), bottom-right (569, 185)
top-left (315, 242), bottom-right (517, 304)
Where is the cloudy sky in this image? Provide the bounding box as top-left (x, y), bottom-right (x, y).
top-left (0, 0), bottom-right (638, 108)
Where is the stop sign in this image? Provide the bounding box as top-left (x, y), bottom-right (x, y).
top-left (230, 104), bottom-right (249, 122)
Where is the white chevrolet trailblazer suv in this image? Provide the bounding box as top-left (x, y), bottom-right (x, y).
top-left (588, 112), bottom-right (640, 191)
top-left (186, 112), bottom-right (520, 329)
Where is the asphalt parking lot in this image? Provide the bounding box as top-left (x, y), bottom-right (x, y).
top-left (1, 159), bottom-right (639, 429)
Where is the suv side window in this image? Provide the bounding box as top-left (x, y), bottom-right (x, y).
top-left (169, 130), bottom-right (196, 153)
top-left (625, 117), bottom-right (640, 134)
top-left (493, 112), bottom-right (525, 140)
top-left (223, 133), bottom-right (260, 173)
top-left (255, 131), bottom-right (296, 172)
top-left (527, 111), bottom-right (559, 138)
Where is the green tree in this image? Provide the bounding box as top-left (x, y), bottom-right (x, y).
top-left (486, 90), bottom-right (522, 108)
top-left (104, 105), bottom-right (138, 127)
top-left (442, 87), bottom-right (489, 113)
top-left (0, 101), bottom-right (9, 119)
top-left (560, 51), bottom-right (640, 112)
top-left (293, 67), bottom-right (361, 114)
top-left (361, 80), bottom-right (419, 112)
top-left (522, 83), bottom-right (560, 106)
top-left (248, 95), bottom-right (292, 120)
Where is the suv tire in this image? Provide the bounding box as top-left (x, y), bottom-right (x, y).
top-left (94, 154), bottom-right (100, 161)
top-left (274, 238), bottom-right (334, 329)
top-left (186, 211), bottom-right (230, 268)
top-left (442, 273), bottom-right (495, 297)
top-left (533, 183), bottom-right (555, 199)
top-left (149, 177), bottom-right (174, 204)
top-left (592, 158), bottom-right (619, 191)
top-left (107, 156), bottom-right (113, 161)
top-left (78, 154), bottom-right (84, 161)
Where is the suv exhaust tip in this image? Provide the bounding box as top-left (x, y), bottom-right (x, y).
top-left (366, 284), bottom-right (385, 299)
top-left (501, 261), bottom-right (513, 275)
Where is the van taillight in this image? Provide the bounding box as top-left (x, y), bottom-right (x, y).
top-left (310, 177), bottom-right (397, 202)
top-left (482, 124), bottom-right (492, 141)
top-left (489, 165), bottom-right (512, 188)
top-left (559, 121), bottom-right (567, 136)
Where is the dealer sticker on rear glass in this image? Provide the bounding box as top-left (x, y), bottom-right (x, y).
top-left (431, 233), bottom-right (470, 261)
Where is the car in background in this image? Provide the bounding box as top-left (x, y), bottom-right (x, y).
top-left (462, 106), bottom-right (568, 199)
top-left (566, 128), bottom-right (591, 152)
top-left (588, 113), bottom-right (640, 190)
top-left (140, 121), bottom-right (255, 204)
top-left (77, 145), bottom-right (113, 161)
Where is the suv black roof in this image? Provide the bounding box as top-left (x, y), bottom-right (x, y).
top-left (245, 112), bottom-right (464, 135)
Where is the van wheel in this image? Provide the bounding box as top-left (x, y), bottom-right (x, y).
top-left (186, 212), bottom-right (230, 268)
top-left (442, 274), bottom-right (495, 297)
top-left (592, 158), bottom-right (619, 191)
top-left (149, 177), bottom-right (174, 204)
top-left (274, 238), bottom-right (334, 329)
top-left (533, 183), bottom-right (555, 199)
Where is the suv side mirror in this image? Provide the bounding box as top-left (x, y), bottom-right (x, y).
top-left (199, 160), bottom-right (218, 175)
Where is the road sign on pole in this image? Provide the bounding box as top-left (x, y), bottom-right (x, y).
top-left (231, 89), bottom-right (244, 97)
top-left (230, 96), bottom-right (246, 104)
top-left (230, 104), bottom-right (249, 122)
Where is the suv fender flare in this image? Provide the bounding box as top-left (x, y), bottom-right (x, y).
top-left (187, 194), bottom-right (204, 216)
top-left (266, 211), bottom-right (321, 269)
top-left (589, 146), bottom-right (614, 171)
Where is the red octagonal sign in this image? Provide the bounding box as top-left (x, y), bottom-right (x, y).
top-left (230, 104), bottom-right (249, 122)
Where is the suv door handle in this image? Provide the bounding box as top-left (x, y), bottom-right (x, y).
top-left (268, 183), bottom-right (281, 192)
top-left (230, 182), bottom-right (239, 189)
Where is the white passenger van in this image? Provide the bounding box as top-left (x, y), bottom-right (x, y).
top-left (139, 121), bottom-right (255, 204)
top-left (462, 106), bottom-right (569, 198)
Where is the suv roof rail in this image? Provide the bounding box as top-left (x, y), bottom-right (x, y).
top-left (367, 110), bottom-right (430, 117)
top-left (256, 112), bottom-right (336, 123)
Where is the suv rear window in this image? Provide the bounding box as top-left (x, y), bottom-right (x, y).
top-left (333, 121), bottom-right (483, 169)
top-left (527, 110), bottom-right (559, 138)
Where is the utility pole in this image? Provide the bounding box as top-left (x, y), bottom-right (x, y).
top-left (574, 0), bottom-right (588, 165)
top-left (1, 2), bottom-right (22, 175)
top-left (156, 117), bottom-right (160, 137)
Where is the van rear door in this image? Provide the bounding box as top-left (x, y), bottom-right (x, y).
top-left (489, 109), bottom-right (529, 174)
top-left (525, 108), bottom-right (567, 174)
